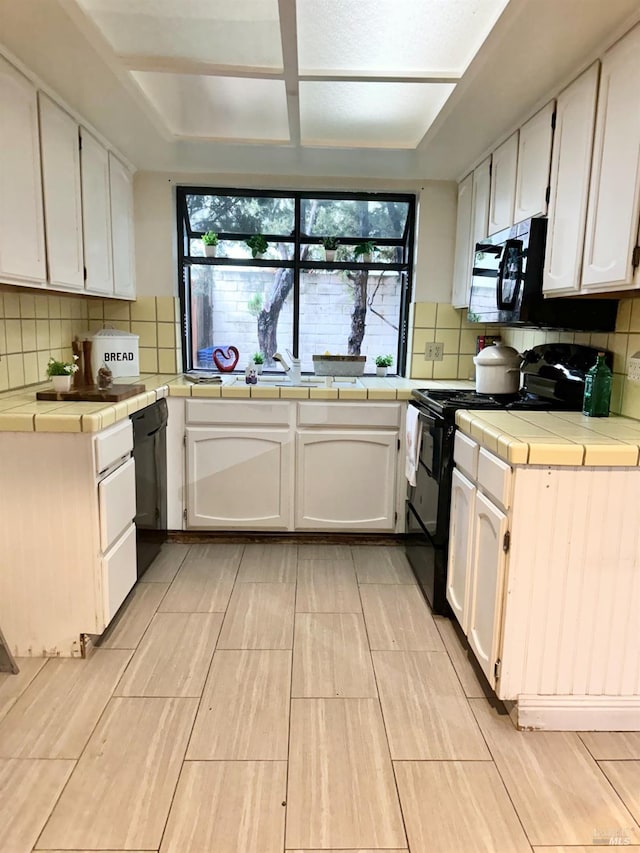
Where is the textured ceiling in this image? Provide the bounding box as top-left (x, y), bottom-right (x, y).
top-left (73, 0), bottom-right (509, 149)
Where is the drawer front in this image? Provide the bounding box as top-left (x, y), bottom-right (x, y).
top-left (477, 446), bottom-right (512, 509)
top-left (186, 399), bottom-right (292, 426)
top-left (298, 402), bottom-right (400, 428)
top-left (453, 431), bottom-right (479, 480)
top-left (98, 457), bottom-right (136, 551)
top-left (102, 523), bottom-right (136, 625)
top-left (94, 419), bottom-right (133, 474)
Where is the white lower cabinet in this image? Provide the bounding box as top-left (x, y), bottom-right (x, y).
top-left (446, 467), bottom-right (475, 630)
top-left (448, 456), bottom-right (508, 689)
top-left (296, 429), bottom-right (397, 530)
top-left (466, 491), bottom-right (508, 687)
top-left (183, 399), bottom-right (401, 532)
top-left (449, 431), bottom-right (640, 730)
top-left (102, 523), bottom-right (137, 624)
top-left (186, 426), bottom-right (293, 529)
top-left (0, 419), bottom-right (138, 657)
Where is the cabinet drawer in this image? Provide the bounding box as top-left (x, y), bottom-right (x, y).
top-left (98, 456), bottom-right (136, 551)
top-left (454, 431), bottom-right (479, 480)
top-left (186, 399), bottom-right (292, 426)
top-left (298, 402), bottom-right (400, 428)
top-left (477, 447), bottom-right (512, 509)
top-left (94, 419), bottom-right (133, 474)
top-left (102, 523), bottom-right (136, 626)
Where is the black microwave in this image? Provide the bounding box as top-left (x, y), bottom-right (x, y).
top-left (467, 217), bottom-right (617, 331)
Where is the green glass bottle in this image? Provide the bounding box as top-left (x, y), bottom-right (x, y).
top-left (582, 352), bottom-right (612, 417)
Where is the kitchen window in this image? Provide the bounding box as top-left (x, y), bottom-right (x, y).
top-left (177, 188), bottom-right (415, 374)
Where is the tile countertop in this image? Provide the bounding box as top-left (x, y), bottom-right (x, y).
top-left (0, 375), bottom-right (472, 433)
top-left (456, 409), bottom-right (640, 467)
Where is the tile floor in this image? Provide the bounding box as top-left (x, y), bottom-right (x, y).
top-left (1, 542), bottom-right (639, 852)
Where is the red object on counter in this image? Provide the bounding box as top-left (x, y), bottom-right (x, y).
top-left (212, 345), bottom-right (239, 372)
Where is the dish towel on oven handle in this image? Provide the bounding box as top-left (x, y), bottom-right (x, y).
top-left (405, 404), bottom-right (421, 487)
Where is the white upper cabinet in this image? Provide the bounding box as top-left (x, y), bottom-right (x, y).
top-left (451, 172), bottom-right (474, 308)
top-left (513, 101), bottom-right (555, 224)
top-left (471, 157), bottom-right (491, 253)
top-left (543, 64), bottom-right (600, 295)
top-left (488, 132), bottom-right (518, 235)
top-left (451, 159), bottom-right (490, 308)
top-left (39, 93), bottom-right (84, 290)
top-left (80, 128), bottom-right (114, 295)
top-left (0, 55), bottom-right (46, 285)
top-left (109, 152), bottom-right (136, 299)
top-left (582, 23), bottom-right (640, 292)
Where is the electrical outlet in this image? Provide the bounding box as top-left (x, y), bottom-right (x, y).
top-left (424, 342), bottom-right (444, 361)
top-left (628, 352), bottom-right (640, 382)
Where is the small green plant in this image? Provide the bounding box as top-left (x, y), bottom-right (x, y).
top-left (321, 236), bottom-right (340, 250)
top-left (202, 230), bottom-right (218, 246)
top-left (354, 240), bottom-right (377, 259)
top-left (246, 234), bottom-right (269, 258)
top-left (375, 354), bottom-right (393, 368)
top-left (46, 355), bottom-right (79, 376)
top-left (247, 293), bottom-right (263, 317)
top-left (252, 352), bottom-right (265, 365)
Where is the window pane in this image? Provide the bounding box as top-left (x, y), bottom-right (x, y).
top-left (189, 237), bottom-right (294, 261)
top-left (186, 194), bottom-right (295, 236)
top-left (300, 197), bottom-right (409, 239)
top-left (298, 269), bottom-right (400, 373)
top-left (189, 264), bottom-right (293, 369)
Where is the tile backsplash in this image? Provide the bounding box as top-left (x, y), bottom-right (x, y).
top-left (0, 286), bottom-right (182, 392)
top-left (410, 299), bottom-right (640, 420)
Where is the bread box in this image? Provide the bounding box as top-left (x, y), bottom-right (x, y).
top-left (91, 327), bottom-right (140, 379)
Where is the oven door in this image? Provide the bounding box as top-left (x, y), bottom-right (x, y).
top-left (405, 501), bottom-right (449, 615)
top-left (407, 406), bottom-right (449, 546)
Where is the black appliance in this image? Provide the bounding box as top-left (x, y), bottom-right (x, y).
top-left (130, 398), bottom-right (168, 577)
top-left (405, 344), bottom-right (610, 615)
top-left (468, 217), bottom-right (617, 331)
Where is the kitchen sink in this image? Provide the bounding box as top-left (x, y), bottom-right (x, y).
top-left (229, 375), bottom-right (364, 388)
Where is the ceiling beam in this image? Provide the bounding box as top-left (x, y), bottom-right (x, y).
top-left (278, 0), bottom-right (300, 146)
top-left (123, 56), bottom-right (284, 79)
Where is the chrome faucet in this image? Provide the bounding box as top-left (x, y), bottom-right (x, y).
top-left (273, 350), bottom-right (301, 383)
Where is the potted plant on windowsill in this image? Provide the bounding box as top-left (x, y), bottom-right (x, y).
top-left (354, 240), bottom-right (377, 264)
top-left (252, 352), bottom-right (265, 374)
top-left (321, 236), bottom-right (340, 262)
top-left (246, 234), bottom-right (269, 259)
top-left (46, 355), bottom-right (79, 393)
top-left (202, 230), bottom-right (219, 257)
top-left (375, 354), bottom-right (393, 377)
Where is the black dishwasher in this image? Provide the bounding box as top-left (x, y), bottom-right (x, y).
top-left (130, 398), bottom-right (168, 577)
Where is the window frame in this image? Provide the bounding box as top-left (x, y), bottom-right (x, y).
top-left (176, 186), bottom-right (416, 374)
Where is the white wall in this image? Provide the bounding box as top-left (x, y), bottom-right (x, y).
top-left (133, 171), bottom-right (458, 303)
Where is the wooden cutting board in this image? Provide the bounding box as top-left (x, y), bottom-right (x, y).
top-left (36, 384), bottom-right (145, 402)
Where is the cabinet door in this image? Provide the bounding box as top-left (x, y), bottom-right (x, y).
top-left (446, 468), bottom-right (475, 630)
top-left (488, 133), bottom-right (518, 235)
top-left (80, 128), bottom-right (114, 295)
top-left (296, 430), bottom-right (397, 530)
top-left (0, 56), bottom-right (46, 285)
top-left (543, 64), bottom-right (599, 295)
top-left (582, 23), bottom-right (640, 291)
top-left (514, 102), bottom-right (555, 223)
top-left (451, 173), bottom-right (473, 308)
top-left (39, 94), bottom-right (84, 290)
top-left (101, 523), bottom-right (137, 627)
top-left (467, 491), bottom-right (508, 688)
top-left (471, 157), bottom-right (491, 254)
top-left (109, 152), bottom-right (136, 299)
top-left (186, 427), bottom-right (293, 529)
